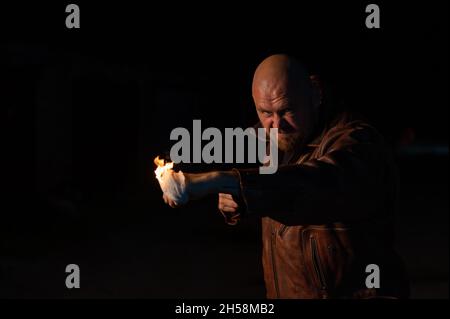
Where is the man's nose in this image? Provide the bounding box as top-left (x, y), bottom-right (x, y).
top-left (271, 114), bottom-right (289, 132)
top-left (271, 114), bottom-right (281, 129)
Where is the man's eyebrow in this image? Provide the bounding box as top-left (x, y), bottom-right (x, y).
top-left (257, 106), bottom-right (272, 112)
top-left (280, 106), bottom-right (295, 113)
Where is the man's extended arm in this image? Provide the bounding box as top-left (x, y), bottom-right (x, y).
top-left (184, 122), bottom-right (394, 225)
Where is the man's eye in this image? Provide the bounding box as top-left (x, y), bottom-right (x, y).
top-left (262, 111), bottom-right (272, 117)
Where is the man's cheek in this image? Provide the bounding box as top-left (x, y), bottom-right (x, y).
top-left (287, 120), bottom-right (301, 132)
top-left (278, 135), bottom-right (288, 146)
top-left (259, 117), bottom-right (271, 128)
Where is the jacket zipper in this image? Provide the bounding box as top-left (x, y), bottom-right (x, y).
top-left (271, 224), bottom-right (280, 298)
top-left (310, 236), bottom-right (327, 293)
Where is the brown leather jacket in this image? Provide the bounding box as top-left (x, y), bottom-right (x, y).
top-left (232, 112), bottom-right (409, 299)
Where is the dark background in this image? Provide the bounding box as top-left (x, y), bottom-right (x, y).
top-left (1, 1), bottom-right (448, 298)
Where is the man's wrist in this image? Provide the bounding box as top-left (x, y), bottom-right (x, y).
top-left (217, 170), bottom-right (240, 198)
top-left (185, 170), bottom-right (240, 199)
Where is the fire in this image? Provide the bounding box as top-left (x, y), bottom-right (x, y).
top-left (154, 156), bottom-right (174, 183)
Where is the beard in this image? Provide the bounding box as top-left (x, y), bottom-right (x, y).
top-left (277, 132), bottom-right (302, 152)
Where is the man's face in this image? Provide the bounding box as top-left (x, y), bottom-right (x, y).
top-left (254, 87), bottom-right (315, 152)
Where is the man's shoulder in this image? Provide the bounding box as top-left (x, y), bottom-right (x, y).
top-left (321, 111), bottom-right (385, 148)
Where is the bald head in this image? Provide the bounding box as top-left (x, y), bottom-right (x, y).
top-left (252, 54), bottom-right (312, 102)
top-left (252, 54), bottom-right (317, 151)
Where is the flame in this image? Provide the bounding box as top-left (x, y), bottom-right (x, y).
top-left (154, 156), bottom-right (174, 183)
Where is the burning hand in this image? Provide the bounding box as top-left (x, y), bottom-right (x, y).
top-left (154, 157), bottom-right (189, 207)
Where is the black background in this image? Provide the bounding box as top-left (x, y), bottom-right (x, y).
top-left (1, 1), bottom-right (448, 298)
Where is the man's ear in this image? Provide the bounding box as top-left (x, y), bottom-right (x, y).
top-left (310, 75), bottom-right (323, 110)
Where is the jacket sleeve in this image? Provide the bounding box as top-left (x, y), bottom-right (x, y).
top-left (234, 122), bottom-right (395, 225)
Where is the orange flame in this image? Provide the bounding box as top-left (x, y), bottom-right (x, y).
top-left (154, 156), bottom-right (174, 183)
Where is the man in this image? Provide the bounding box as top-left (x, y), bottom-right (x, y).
top-left (160, 54), bottom-right (409, 299)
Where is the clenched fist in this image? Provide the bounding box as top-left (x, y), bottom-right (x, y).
top-left (218, 193), bottom-right (241, 225)
top-left (218, 193), bottom-right (239, 213)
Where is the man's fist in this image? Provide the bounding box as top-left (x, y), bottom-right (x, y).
top-left (218, 193), bottom-right (239, 213)
top-left (218, 193), bottom-right (241, 225)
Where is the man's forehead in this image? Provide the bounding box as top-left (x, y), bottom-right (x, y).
top-left (253, 75), bottom-right (287, 93)
top-left (255, 96), bottom-right (293, 112)
top-left (254, 88), bottom-right (299, 106)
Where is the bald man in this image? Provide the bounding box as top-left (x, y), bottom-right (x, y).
top-left (161, 54), bottom-right (409, 299)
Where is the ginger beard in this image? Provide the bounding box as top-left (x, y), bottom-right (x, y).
top-left (277, 132), bottom-right (301, 152)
